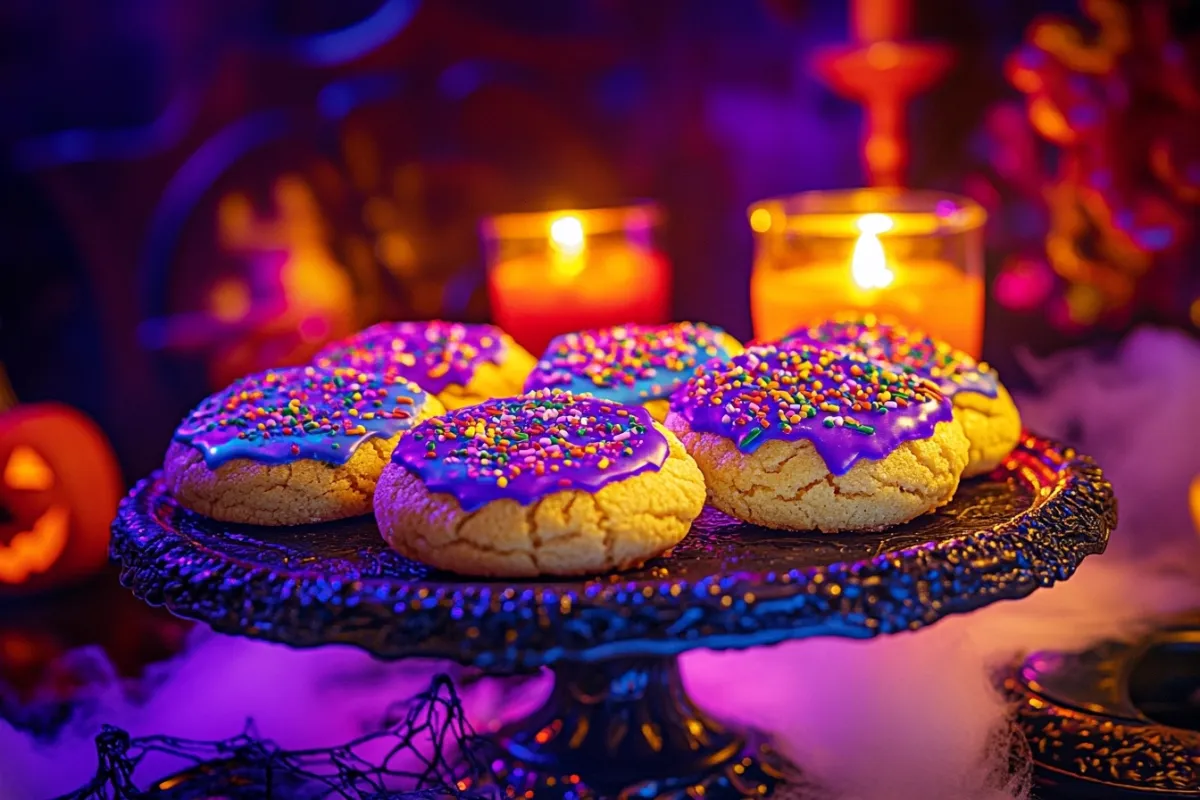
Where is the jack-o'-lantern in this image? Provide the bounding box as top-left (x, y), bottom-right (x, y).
top-left (0, 403), bottom-right (121, 593)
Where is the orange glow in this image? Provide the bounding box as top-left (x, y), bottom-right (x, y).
top-left (209, 278), bottom-right (251, 323)
top-left (641, 722), bottom-right (663, 752)
top-left (378, 231), bottom-right (417, 277)
top-left (1030, 0), bottom-right (1129, 75)
top-left (1064, 283), bottom-right (1103, 326)
top-left (1028, 96), bottom-right (1075, 146)
top-left (0, 506), bottom-right (70, 584)
top-left (865, 41), bottom-right (902, 70)
top-left (4, 446), bottom-right (55, 491)
top-left (749, 208), bottom-right (772, 233)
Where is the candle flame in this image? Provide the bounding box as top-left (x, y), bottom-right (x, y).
top-left (851, 213), bottom-right (895, 289)
top-left (549, 214), bottom-right (586, 279)
top-left (549, 215), bottom-right (585, 254)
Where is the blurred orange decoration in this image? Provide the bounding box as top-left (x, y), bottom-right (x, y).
top-left (0, 368), bottom-right (121, 594)
top-left (147, 177), bottom-right (357, 389)
top-left (482, 205), bottom-right (670, 354)
top-left (987, 0), bottom-right (1200, 331)
top-left (207, 177), bottom-right (356, 387)
top-left (812, 0), bottom-right (954, 186)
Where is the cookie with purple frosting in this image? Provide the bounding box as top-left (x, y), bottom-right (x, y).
top-left (666, 344), bottom-right (969, 533)
top-left (779, 314), bottom-right (1020, 477)
top-left (523, 323), bottom-right (744, 421)
top-left (374, 389), bottom-right (705, 577)
top-left (165, 365), bottom-right (445, 526)
top-left (314, 321), bottom-right (536, 410)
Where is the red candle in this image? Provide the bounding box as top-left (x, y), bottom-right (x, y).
top-left (482, 206), bottom-right (671, 355)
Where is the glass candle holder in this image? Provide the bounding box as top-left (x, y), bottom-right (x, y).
top-left (748, 189), bottom-right (986, 356)
top-left (482, 204), bottom-right (671, 355)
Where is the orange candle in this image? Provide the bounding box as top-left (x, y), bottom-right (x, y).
top-left (749, 190), bottom-right (986, 356)
top-left (482, 206), bottom-right (670, 355)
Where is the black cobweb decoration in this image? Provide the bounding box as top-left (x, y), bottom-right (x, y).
top-left (58, 673), bottom-right (498, 800)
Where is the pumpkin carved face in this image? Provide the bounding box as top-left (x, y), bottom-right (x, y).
top-left (0, 404), bottom-right (121, 593)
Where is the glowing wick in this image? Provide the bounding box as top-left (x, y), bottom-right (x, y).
top-left (851, 213), bottom-right (895, 289)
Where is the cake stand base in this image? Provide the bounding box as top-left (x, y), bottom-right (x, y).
top-left (478, 655), bottom-right (796, 798)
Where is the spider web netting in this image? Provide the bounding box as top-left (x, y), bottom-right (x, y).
top-left (57, 674), bottom-right (498, 800)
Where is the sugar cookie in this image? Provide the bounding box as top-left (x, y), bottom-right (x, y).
top-left (780, 314), bottom-right (1020, 476)
top-left (375, 389), bottom-right (705, 577)
top-left (315, 321), bottom-right (536, 410)
top-left (523, 322), bottom-right (743, 421)
top-left (666, 345), bottom-right (968, 533)
top-left (165, 366), bottom-right (444, 526)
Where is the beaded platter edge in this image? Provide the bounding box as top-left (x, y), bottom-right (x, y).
top-left (110, 434), bottom-right (1116, 672)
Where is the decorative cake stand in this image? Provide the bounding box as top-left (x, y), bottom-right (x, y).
top-left (110, 434), bottom-right (1116, 798)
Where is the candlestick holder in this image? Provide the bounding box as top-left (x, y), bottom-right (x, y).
top-left (749, 188), bottom-right (986, 356)
top-left (811, 0), bottom-right (954, 187)
top-left (481, 204), bottom-right (670, 355)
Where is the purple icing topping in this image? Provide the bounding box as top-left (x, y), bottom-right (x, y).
top-left (778, 315), bottom-right (999, 398)
top-left (391, 389), bottom-right (669, 511)
top-left (523, 322), bottom-right (740, 405)
top-left (669, 344), bottom-right (954, 475)
top-left (314, 321), bottom-right (509, 395)
top-left (173, 365), bottom-right (431, 468)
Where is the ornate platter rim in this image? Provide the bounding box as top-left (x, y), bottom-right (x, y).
top-left (110, 434), bottom-right (1116, 671)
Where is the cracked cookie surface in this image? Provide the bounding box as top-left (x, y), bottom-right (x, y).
top-left (667, 413), bottom-right (967, 532)
top-left (314, 321), bottom-right (535, 410)
top-left (376, 391), bottom-right (705, 577)
top-left (667, 344), bottom-right (969, 532)
top-left (165, 365), bottom-right (444, 525)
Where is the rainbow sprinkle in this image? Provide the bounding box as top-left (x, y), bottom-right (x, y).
top-left (392, 389), bottom-right (669, 510)
top-left (670, 344), bottom-right (954, 475)
top-left (174, 365), bottom-right (429, 467)
top-left (524, 322), bottom-right (739, 405)
top-left (779, 314), bottom-right (998, 398)
top-left (314, 321), bottom-right (508, 395)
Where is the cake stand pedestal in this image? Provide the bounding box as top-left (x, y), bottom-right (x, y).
top-left (485, 656), bottom-right (788, 796)
top-left (110, 434), bottom-right (1116, 798)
